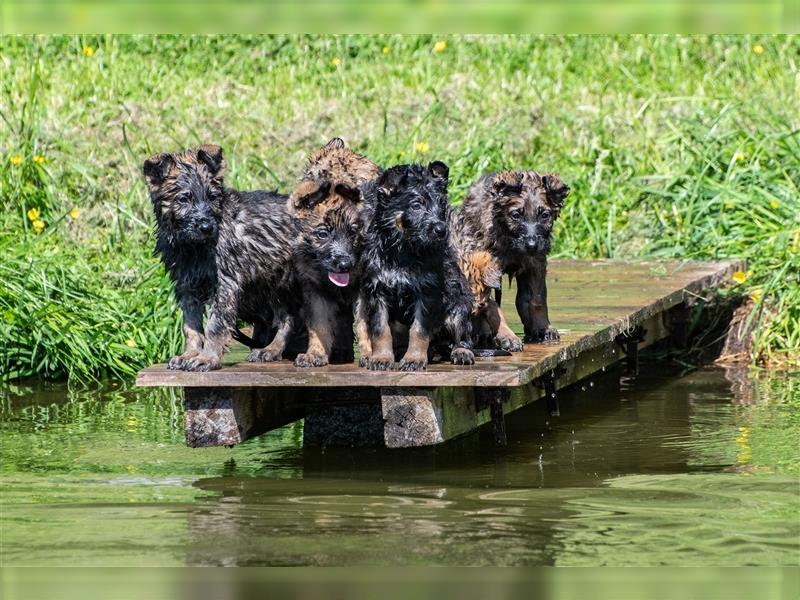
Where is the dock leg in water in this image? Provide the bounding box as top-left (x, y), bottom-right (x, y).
top-left (183, 387), bottom-right (303, 448)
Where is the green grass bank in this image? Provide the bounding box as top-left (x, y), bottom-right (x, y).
top-left (1, 34), bottom-right (798, 381)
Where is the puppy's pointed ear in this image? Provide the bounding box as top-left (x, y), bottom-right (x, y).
top-left (291, 179), bottom-right (331, 212)
top-left (197, 145), bottom-right (226, 177)
top-left (428, 161), bottom-right (449, 181)
top-left (377, 167), bottom-right (405, 200)
top-left (324, 137), bottom-right (346, 150)
top-left (491, 173), bottom-right (522, 197)
top-left (335, 183), bottom-right (362, 203)
top-left (541, 173), bottom-right (570, 209)
top-left (143, 153), bottom-right (174, 186)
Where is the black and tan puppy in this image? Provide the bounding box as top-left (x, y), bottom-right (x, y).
top-left (358, 162), bottom-right (474, 371)
top-left (288, 138), bottom-right (381, 368)
top-left (458, 170), bottom-right (570, 348)
top-left (144, 145), bottom-right (299, 372)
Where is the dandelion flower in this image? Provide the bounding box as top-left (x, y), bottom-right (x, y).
top-left (10, 155), bottom-right (23, 165)
top-left (752, 44), bottom-right (764, 55)
top-left (770, 200), bottom-right (779, 209)
top-left (32, 154), bottom-right (45, 164)
top-left (382, 47), bottom-right (390, 55)
top-left (125, 339), bottom-right (137, 348)
top-left (751, 290), bottom-right (762, 302)
top-left (32, 219), bottom-right (45, 234)
top-left (27, 207), bottom-right (40, 221)
top-left (415, 142), bottom-right (430, 154)
top-left (330, 57), bottom-right (341, 67)
top-left (69, 207), bottom-right (80, 219)
top-left (732, 271), bottom-right (747, 284)
top-left (734, 152), bottom-right (745, 162)
top-left (724, 203), bottom-right (734, 210)
top-left (433, 41), bottom-right (447, 53)
top-left (83, 46), bottom-right (94, 57)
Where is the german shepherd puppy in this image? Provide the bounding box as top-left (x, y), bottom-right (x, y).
top-left (288, 138), bottom-right (381, 368)
top-left (458, 170), bottom-right (570, 347)
top-left (358, 162), bottom-right (474, 371)
top-left (144, 145), bottom-right (299, 372)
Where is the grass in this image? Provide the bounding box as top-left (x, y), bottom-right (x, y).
top-left (0, 34), bottom-right (798, 381)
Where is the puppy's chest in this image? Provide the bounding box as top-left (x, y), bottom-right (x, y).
top-left (376, 266), bottom-right (440, 303)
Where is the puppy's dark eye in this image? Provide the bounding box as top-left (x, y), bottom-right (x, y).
top-left (510, 210), bottom-right (522, 220)
top-left (315, 228), bottom-right (330, 239)
top-left (410, 201), bottom-right (423, 211)
top-left (177, 193), bottom-right (191, 203)
top-left (539, 209), bottom-right (551, 220)
top-left (350, 223), bottom-right (359, 233)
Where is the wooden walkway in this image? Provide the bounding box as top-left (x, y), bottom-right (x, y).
top-left (136, 259), bottom-right (743, 448)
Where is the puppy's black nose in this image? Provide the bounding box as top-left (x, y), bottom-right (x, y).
top-left (336, 258), bottom-right (353, 272)
top-left (433, 222), bottom-right (447, 239)
top-left (199, 221), bottom-right (214, 235)
top-left (525, 238), bottom-right (538, 251)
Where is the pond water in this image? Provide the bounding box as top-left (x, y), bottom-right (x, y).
top-left (1, 363), bottom-right (798, 567)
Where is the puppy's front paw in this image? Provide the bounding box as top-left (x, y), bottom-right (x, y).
top-left (294, 352), bottom-right (329, 368)
top-left (183, 354), bottom-right (221, 372)
top-left (398, 355), bottom-right (427, 371)
top-left (450, 347), bottom-right (475, 365)
top-left (368, 355), bottom-right (395, 371)
top-left (247, 348), bottom-right (282, 363)
top-left (496, 333), bottom-right (524, 352)
top-left (168, 355), bottom-right (190, 370)
top-left (358, 355), bottom-right (370, 368)
top-left (524, 327), bottom-right (561, 344)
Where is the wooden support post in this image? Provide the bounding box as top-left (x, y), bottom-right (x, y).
top-left (616, 326), bottom-right (647, 376)
top-left (303, 389), bottom-right (384, 447)
top-left (183, 387), bottom-right (302, 448)
top-left (543, 375), bottom-right (559, 417)
top-left (489, 392), bottom-right (508, 446)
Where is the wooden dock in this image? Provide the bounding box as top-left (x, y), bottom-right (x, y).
top-left (136, 259), bottom-right (743, 448)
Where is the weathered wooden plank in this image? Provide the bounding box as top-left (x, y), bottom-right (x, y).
top-left (136, 259), bottom-right (744, 389)
top-left (183, 387), bottom-right (303, 447)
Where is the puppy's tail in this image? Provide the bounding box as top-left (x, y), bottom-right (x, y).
top-left (460, 250), bottom-right (502, 310)
top-left (231, 328), bottom-right (261, 349)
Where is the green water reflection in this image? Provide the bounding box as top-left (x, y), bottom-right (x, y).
top-left (1, 364), bottom-right (798, 566)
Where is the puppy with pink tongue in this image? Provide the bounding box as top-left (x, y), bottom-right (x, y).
top-left (328, 272), bottom-right (350, 287)
top-left (287, 137), bottom-right (381, 368)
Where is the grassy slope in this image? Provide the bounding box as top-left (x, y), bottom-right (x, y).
top-left (1, 35), bottom-right (798, 381)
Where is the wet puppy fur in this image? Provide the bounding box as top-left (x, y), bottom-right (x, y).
top-left (358, 161), bottom-right (475, 371)
top-left (458, 170), bottom-right (570, 348)
top-left (287, 137), bottom-right (382, 368)
top-left (144, 145), bottom-right (300, 372)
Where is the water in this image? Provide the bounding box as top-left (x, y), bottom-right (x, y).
top-left (2, 364), bottom-right (798, 567)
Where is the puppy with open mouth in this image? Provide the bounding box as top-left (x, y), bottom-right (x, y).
top-left (287, 138), bottom-right (381, 368)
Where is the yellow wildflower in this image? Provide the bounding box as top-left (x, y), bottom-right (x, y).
top-left (32, 154), bottom-right (45, 164)
top-left (330, 57), bottom-right (341, 67)
top-left (125, 339), bottom-right (137, 348)
top-left (83, 46), bottom-right (94, 57)
top-left (724, 203), bottom-right (734, 210)
top-left (27, 207), bottom-right (40, 221)
top-left (752, 44), bottom-right (764, 55)
top-left (734, 152), bottom-right (745, 162)
top-left (415, 142), bottom-right (430, 154)
top-left (433, 41), bottom-right (447, 53)
top-left (770, 199), bottom-right (779, 209)
top-left (751, 290), bottom-right (762, 302)
top-left (732, 271), bottom-right (747, 284)
top-left (32, 219), bottom-right (45, 234)
top-left (382, 47), bottom-right (390, 55)
top-left (69, 207), bottom-right (80, 220)
top-left (10, 155), bottom-right (23, 165)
